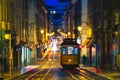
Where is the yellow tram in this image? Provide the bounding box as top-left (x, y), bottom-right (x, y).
top-left (60, 38), bottom-right (80, 68)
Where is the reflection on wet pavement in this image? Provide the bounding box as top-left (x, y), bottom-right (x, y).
top-left (21, 65), bottom-right (39, 74)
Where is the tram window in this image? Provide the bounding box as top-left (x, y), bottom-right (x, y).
top-left (74, 47), bottom-right (78, 54)
top-left (68, 47), bottom-right (73, 54)
top-left (62, 47), bottom-right (66, 55)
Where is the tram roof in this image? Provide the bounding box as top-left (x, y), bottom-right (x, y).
top-left (61, 38), bottom-right (79, 45)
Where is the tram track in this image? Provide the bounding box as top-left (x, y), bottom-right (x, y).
top-left (10, 67), bottom-right (40, 80)
top-left (25, 51), bottom-right (56, 80)
top-left (63, 67), bottom-right (109, 80)
top-left (64, 68), bottom-right (92, 80)
top-left (10, 54), bottom-right (55, 80)
top-left (76, 68), bottom-right (109, 80)
top-left (65, 69), bottom-right (81, 80)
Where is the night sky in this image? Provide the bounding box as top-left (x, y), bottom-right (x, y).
top-left (45, 0), bottom-right (58, 6)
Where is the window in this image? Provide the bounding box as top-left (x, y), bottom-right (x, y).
top-left (68, 47), bottom-right (73, 54)
top-left (74, 47), bottom-right (78, 55)
top-left (62, 46), bottom-right (79, 55)
top-left (62, 47), bottom-right (66, 55)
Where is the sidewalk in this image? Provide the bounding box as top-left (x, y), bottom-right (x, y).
top-left (2, 51), bottom-right (48, 80)
top-left (3, 62), bottom-right (40, 80)
top-left (80, 65), bottom-right (120, 80)
top-left (1, 50), bottom-right (48, 80)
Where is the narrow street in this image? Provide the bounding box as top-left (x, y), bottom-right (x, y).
top-left (1, 0), bottom-right (120, 80)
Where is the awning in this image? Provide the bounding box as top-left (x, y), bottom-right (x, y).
top-left (82, 38), bottom-right (94, 47)
top-left (87, 38), bottom-right (94, 47)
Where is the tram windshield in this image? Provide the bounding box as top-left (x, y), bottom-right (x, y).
top-left (62, 47), bottom-right (79, 55)
top-left (68, 47), bottom-right (73, 54)
top-left (74, 47), bottom-right (79, 54)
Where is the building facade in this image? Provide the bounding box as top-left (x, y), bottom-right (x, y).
top-left (87, 0), bottom-right (120, 70)
top-left (0, 0), bottom-right (14, 73)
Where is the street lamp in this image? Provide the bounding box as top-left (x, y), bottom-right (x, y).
top-left (4, 29), bottom-right (12, 77)
top-left (77, 26), bottom-right (82, 44)
top-left (77, 26), bottom-right (82, 66)
top-left (41, 29), bottom-right (44, 42)
top-left (65, 34), bottom-right (67, 38)
top-left (78, 26), bottom-right (82, 32)
top-left (68, 32), bottom-right (71, 38)
top-left (41, 29), bottom-right (44, 34)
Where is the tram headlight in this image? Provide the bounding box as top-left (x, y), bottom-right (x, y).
top-left (68, 59), bottom-right (72, 62)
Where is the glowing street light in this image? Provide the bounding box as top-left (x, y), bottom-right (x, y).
top-left (47, 33), bottom-right (50, 36)
top-left (77, 26), bottom-right (82, 44)
top-left (4, 34), bottom-right (10, 39)
top-left (41, 29), bottom-right (44, 34)
top-left (87, 27), bottom-right (92, 38)
top-left (40, 29), bottom-right (44, 42)
top-left (78, 26), bottom-right (82, 31)
top-left (68, 32), bottom-right (71, 38)
top-left (68, 32), bottom-right (71, 35)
